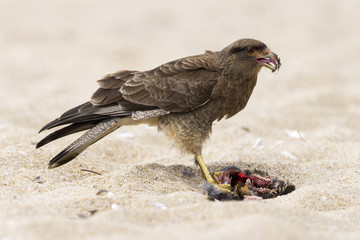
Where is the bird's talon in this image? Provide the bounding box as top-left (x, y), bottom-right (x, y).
top-left (217, 183), bottom-right (231, 192)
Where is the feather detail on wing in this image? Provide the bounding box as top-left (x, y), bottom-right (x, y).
top-left (91, 70), bottom-right (138, 106)
top-left (120, 53), bottom-right (220, 112)
top-left (90, 52), bottom-right (220, 113)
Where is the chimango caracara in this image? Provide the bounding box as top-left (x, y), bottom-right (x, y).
top-left (37, 38), bottom-right (280, 194)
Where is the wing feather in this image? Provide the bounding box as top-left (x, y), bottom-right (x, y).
top-left (119, 52), bottom-right (219, 112)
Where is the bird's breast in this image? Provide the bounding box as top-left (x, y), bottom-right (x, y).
top-left (210, 75), bottom-right (258, 120)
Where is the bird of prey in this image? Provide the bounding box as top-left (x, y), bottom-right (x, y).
top-left (37, 38), bottom-right (280, 194)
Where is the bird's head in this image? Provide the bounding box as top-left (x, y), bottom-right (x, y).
top-left (219, 38), bottom-right (281, 76)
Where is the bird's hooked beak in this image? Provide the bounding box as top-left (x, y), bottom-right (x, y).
top-left (256, 50), bottom-right (281, 72)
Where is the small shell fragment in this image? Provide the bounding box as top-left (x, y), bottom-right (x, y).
top-left (281, 151), bottom-right (297, 160)
top-left (111, 203), bottom-right (120, 210)
top-left (284, 129), bottom-right (305, 140)
top-left (253, 138), bottom-right (264, 149)
top-left (153, 203), bottom-right (168, 210)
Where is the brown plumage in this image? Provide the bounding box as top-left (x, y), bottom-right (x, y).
top-left (37, 38), bottom-right (280, 193)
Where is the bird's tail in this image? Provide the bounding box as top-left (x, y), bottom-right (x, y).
top-left (36, 122), bottom-right (98, 149)
top-left (47, 118), bottom-right (122, 169)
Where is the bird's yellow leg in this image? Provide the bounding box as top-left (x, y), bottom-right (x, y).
top-left (195, 155), bottom-right (231, 192)
top-left (195, 154), bottom-right (216, 184)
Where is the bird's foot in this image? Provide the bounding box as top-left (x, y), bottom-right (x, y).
top-left (205, 171), bottom-right (233, 193)
top-left (203, 182), bottom-right (239, 200)
top-left (203, 175), bottom-right (240, 200)
top-left (212, 183), bottom-right (232, 193)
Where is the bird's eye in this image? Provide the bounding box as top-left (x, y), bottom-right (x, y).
top-left (247, 47), bottom-right (256, 55)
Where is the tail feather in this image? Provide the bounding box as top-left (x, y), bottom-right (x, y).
top-left (38, 102), bottom-right (92, 133)
top-left (36, 122), bottom-right (97, 148)
top-left (39, 113), bottom-right (114, 133)
top-left (38, 102), bottom-right (132, 133)
top-left (48, 118), bottom-right (122, 169)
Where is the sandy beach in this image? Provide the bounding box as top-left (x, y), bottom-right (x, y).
top-left (1, 0), bottom-right (360, 239)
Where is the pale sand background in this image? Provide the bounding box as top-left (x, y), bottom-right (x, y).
top-left (1, 0), bottom-right (360, 239)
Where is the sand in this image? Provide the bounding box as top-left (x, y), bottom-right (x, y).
top-left (1, 0), bottom-right (360, 239)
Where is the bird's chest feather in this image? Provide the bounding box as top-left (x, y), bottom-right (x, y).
top-left (211, 75), bottom-right (258, 119)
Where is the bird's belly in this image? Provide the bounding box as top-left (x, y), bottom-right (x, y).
top-left (157, 112), bottom-right (212, 155)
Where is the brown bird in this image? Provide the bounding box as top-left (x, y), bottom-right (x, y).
top-left (37, 38), bottom-right (280, 194)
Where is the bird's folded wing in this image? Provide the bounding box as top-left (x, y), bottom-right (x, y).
top-left (92, 53), bottom-right (220, 112)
